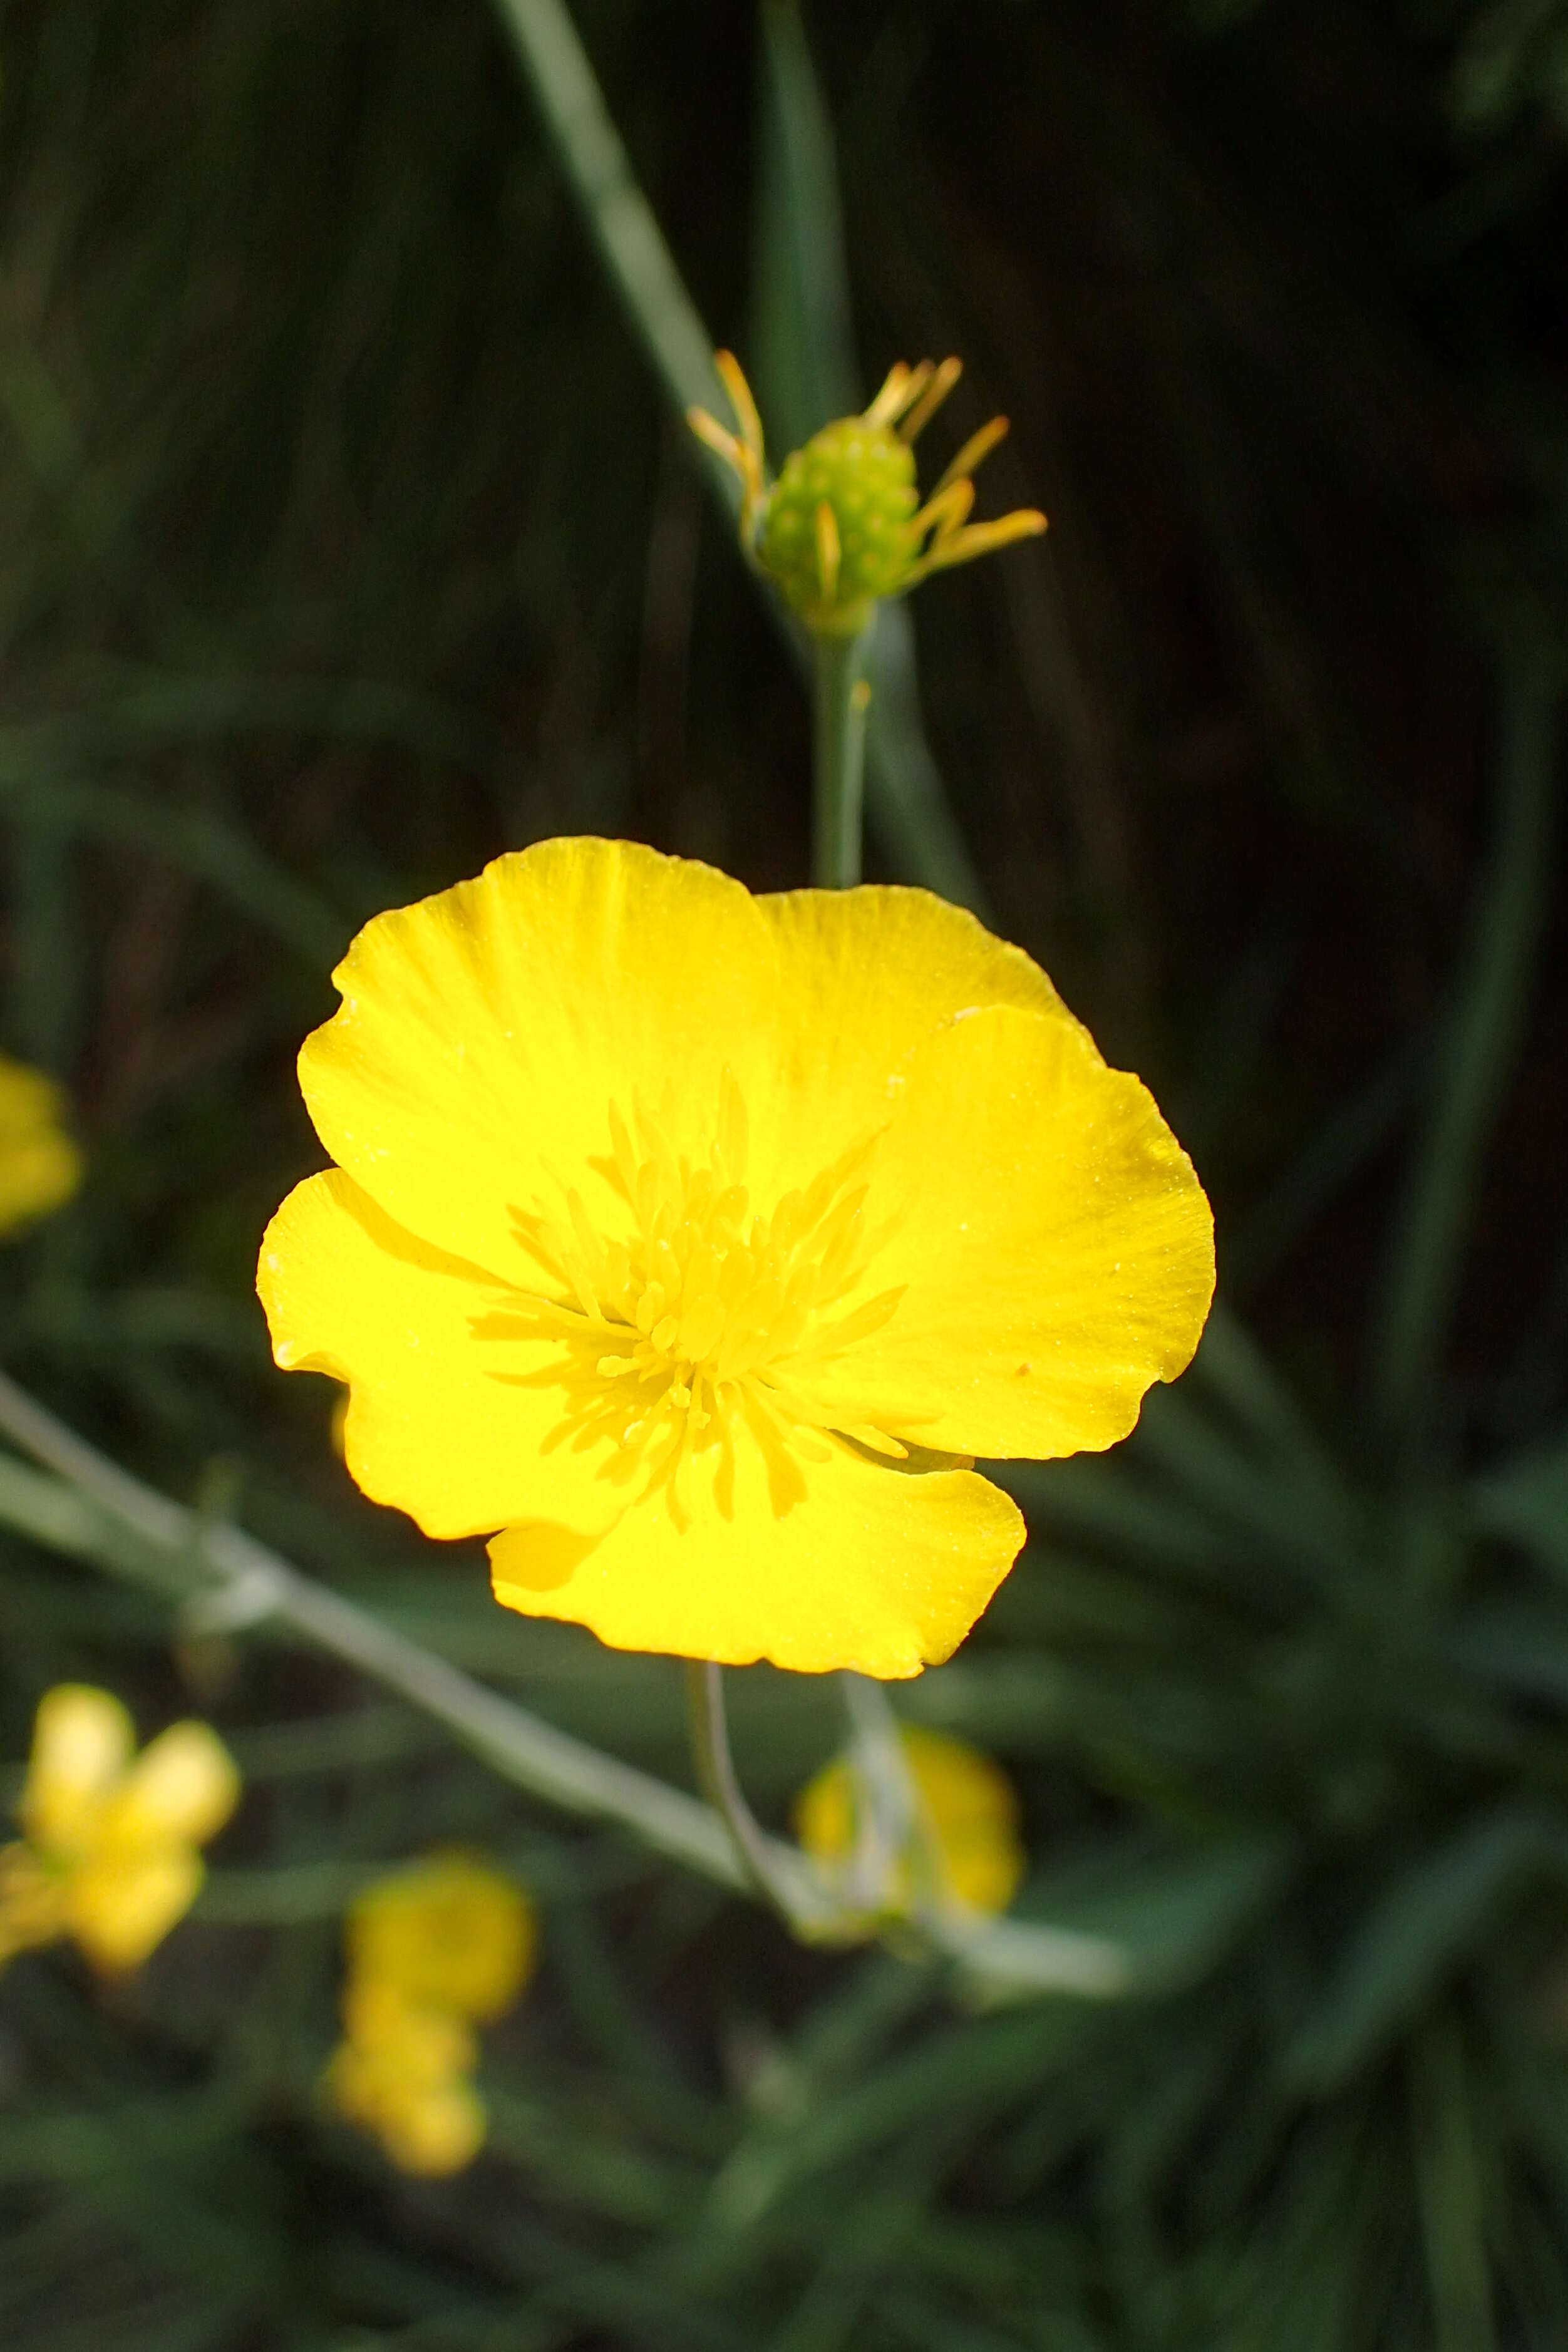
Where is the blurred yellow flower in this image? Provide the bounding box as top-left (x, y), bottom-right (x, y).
top-left (794, 1724), bottom-right (1026, 1919)
top-left (322, 1853), bottom-right (535, 2176)
top-left (322, 1979), bottom-right (487, 2177)
top-left (344, 1850), bottom-right (536, 2023)
top-left (0, 1684), bottom-right (239, 1973)
top-left (689, 352), bottom-right (1046, 637)
top-left (257, 837), bottom-right (1213, 1679)
top-left (0, 1053), bottom-right (81, 1236)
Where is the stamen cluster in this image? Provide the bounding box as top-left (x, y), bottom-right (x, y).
top-left (521, 1075), bottom-right (900, 1524)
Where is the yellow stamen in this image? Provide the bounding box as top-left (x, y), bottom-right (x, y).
top-left (815, 500), bottom-right (842, 606)
top-left (686, 406), bottom-right (743, 470)
top-left (911, 508), bottom-right (1048, 581)
top-left (512, 1086), bottom-right (900, 1524)
top-left (897, 356), bottom-right (964, 445)
top-left (864, 359), bottom-right (925, 430)
top-left (913, 478), bottom-right (976, 542)
top-left (688, 353), bottom-right (770, 535)
top-left (931, 413), bottom-right (1009, 499)
top-left (715, 349), bottom-right (765, 468)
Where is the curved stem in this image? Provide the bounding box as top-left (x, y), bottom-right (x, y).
top-left (0, 1380), bottom-right (1125, 1996)
top-left (488, 0), bottom-right (735, 498)
top-left (683, 1661), bottom-right (832, 1934)
top-left (811, 631), bottom-right (869, 888)
top-left (0, 1365), bottom-right (740, 1887)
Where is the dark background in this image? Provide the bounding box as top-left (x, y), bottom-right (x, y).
top-left (1, 3), bottom-right (1567, 2345)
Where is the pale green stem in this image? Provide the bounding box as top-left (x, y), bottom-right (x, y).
top-left (809, 622), bottom-right (952, 1926)
top-left (1374, 641), bottom-right (1563, 1455)
top-left (683, 1661), bottom-right (835, 1936)
top-left (0, 1366), bottom-right (738, 1887)
top-left (488, 0), bottom-right (735, 509)
top-left (0, 1368), bottom-right (1124, 1995)
top-left (812, 631), bottom-right (869, 888)
top-left (836, 1664), bottom-right (924, 1915)
top-left (487, 0), bottom-right (989, 915)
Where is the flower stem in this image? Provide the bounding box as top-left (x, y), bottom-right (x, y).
top-left (488, 0), bottom-right (988, 913)
top-left (811, 631), bottom-right (870, 889)
top-left (808, 624), bottom-right (953, 1926)
top-left (683, 1661), bottom-right (833, 1936)
top-left (0, 1364), bottom-right (741, 1887)
top-left (487, 0), bottom-right (736, 508)
top-left (0, 1375), bottom-right (1123, 1995)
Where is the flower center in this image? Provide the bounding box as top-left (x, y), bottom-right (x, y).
top-left (512, 1074), bottom-right (902, 1524)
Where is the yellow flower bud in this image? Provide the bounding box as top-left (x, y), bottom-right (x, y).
top-left (0, 1054), bottom-right (81, 1237)
top-left (344, 1852), bottom-right (536, 2023)
top-left (794, 1724), bottom-right (1026, 1920)
top-left (322, 1988), bottom-right (487, 2177)
top-left (321, 1852), bottom-right (536, 2176)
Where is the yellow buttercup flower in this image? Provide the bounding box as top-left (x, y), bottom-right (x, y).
top-left (322, 1854), bottom-right (535, 2176)
top-left (0, 1054), bottom-right (81, 1235)
top-left (794, 1724), bottom-right (1025, 1919)
top-left (344, 1851), bottom-right (536, 2024)
top-left (257, 837), bottom-right (1213, 1679)
top-left (689, 353), bottom-right (1046, 637)
top-left (323, 1979), bottom-right (487, 2176)
top-left (0, 1684), bottom-right (239, 1973)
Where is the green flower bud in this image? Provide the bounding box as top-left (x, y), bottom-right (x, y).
top-left (689, 353), bottom-right (1046, 641)
top-left (758, 421), bottom-right (920, 637)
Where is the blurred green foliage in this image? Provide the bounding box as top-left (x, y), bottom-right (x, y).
top-left (0, 0), bottom-right (1566, 2346)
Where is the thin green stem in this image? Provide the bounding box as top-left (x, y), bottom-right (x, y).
top-left (811, 631), bottom-right (870, 888)
top-left (487, 0), bottom-right (988, 914)
top-left (836, 1667), bottom-right (926, 1914)
top-left (0, 1375), bottom-right (1125, 1995)
top-left (1375, 642), bottom-right (1564, 1453)
top-left (0, 1368), bottom-right (740, 1888)
top-left (488, 0), bottom-right (734, 507)
top-left (683, 1661), bottom-right (833, 1936)
top-left (810, 629), bottom-right (952, 1927)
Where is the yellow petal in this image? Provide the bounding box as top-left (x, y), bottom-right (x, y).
top-left (748, 881), bottom-right (1068, 1196)
top-left (346, 1854), bottom-right (536, 2023)
top-left (0, 1840), bottom-right (67, 1954)
top-left (100, 1721), bottom-right (239, 1851)
top-left (20, 1684), bottom-right (135, 1854)
top-left (258, 1168), bottom-right (627, 1540)
top-left (0, 1055), bottom-right (81, 1238)
top-left (66, 1847), bottom-right (203, 1971)
top-left (324, 1995), bottom-right (487, 2174)
top-left (378, 2078), bottom-right (487, 2175)
top-left (340, 1983), bottom-right (478, 2081)
top-left (808, 1003), bottom-right (1214, 1458)
top-left (296, 838), bottom-right (781, 1279)
top-left (899, 1725), bottom-right (1026, 1914)
top-left (490, 1437), bottom-right (1025, 1679)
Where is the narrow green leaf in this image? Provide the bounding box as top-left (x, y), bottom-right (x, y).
top-left (749, 0), bottom-right (859, 450)
top-left (1281, 1808), bottom-right (1568, 2093)
top-left (1014, 1834), bottom-right (1293, 1996)
top-left (1472, 1430), bottom-right (1568, 1577)
top-left (1409, 2015), bottom-right (1500, 2352)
